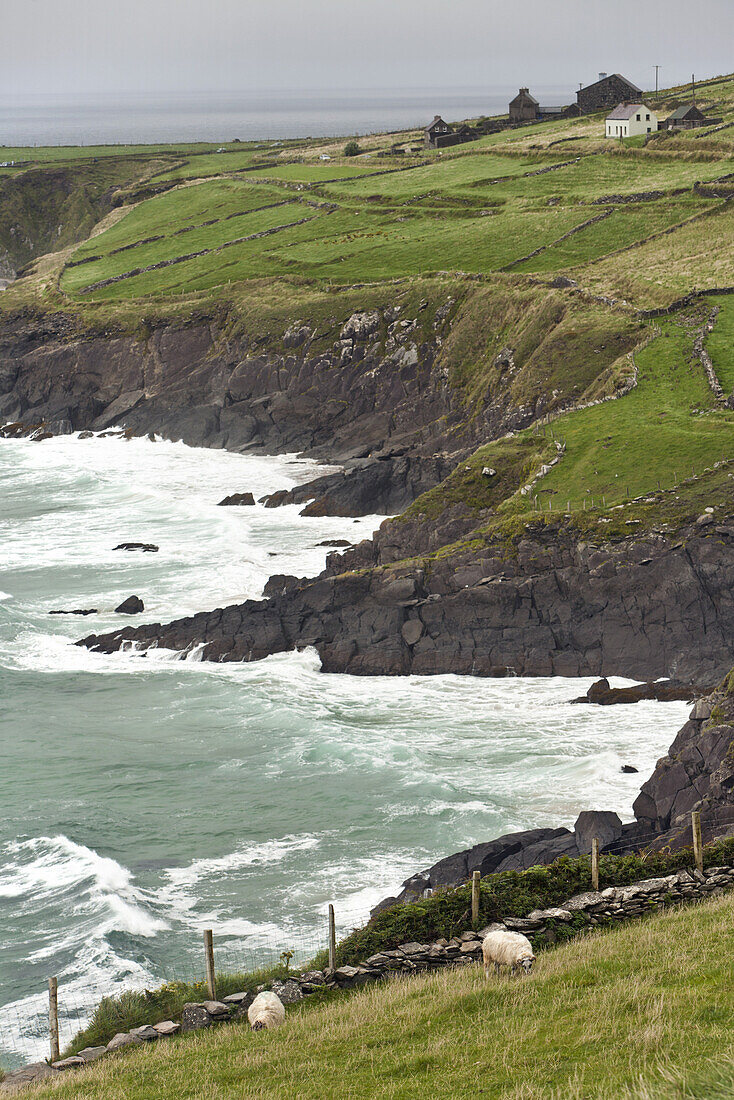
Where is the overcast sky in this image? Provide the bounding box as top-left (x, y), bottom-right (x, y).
top-left (3, 0), bottom-right (732, 97)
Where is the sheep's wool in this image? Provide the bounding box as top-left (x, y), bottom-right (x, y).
top-left (482, 930), bottom-right (536, 974)
top-left (248, 991), bottom-right (286, 1030)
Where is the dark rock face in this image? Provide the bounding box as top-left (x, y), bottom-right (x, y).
top-left (113, 543), bottom-right (158, 553)
top-left (371, 827), bottom-right (578, 915)
top-left (575, 677), bottom-right (697, 705)
top-left (80, 521), bottom-right (734, 688)
top-left (574, 810), bottom-right (623, 854)
top-left (218, 492), bottom-right (255, 507)
top-left (260, 454), bottom-right (457, 517)
top-left (634, 679), bottom-right (734, 834)
top-left (49, 608), bottom-right (98, 616)
top-left (115, 595), bottom-right (145, 615)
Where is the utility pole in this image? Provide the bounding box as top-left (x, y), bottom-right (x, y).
top-left (654, 65), bottom-right (661, 95)
top-left (692, 73), bottom-right (696, 105)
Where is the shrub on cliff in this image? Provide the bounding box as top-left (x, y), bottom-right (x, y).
top-left (334, 837), bottom-right (734, 966)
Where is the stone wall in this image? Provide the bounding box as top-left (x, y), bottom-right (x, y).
top-left (3, 863), bottom-right (731, 1093)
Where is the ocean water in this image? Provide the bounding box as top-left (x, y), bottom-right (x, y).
top-left (0, 86), bottom-right (575, 147)
top-left (0, 433), bottom-right (687, 1068)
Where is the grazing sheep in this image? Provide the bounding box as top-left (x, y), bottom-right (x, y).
top-left (247, 991), bottom-right (286, 1031)
top-left (482, 929), bottom-right (536, 978)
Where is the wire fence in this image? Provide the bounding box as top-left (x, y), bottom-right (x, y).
top-left (3, 807), bottom-right (734, 1069)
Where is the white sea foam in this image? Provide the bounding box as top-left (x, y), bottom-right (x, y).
top-left (0, 433), bottom-right (690, 1068)
top-left (0, 836), bottom-right (168, 937)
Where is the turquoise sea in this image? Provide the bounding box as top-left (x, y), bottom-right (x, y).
top-left (0, 433), bottom-right (687, 1066)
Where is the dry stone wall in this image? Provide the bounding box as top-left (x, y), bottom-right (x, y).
top-left (3, 864), bottom-right (732, 1094)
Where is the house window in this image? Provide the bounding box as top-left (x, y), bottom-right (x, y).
top-left (636, 114), bottom-right (641, 121)
top-left (647, 127), bottom-right (651, 133)
top-left (646, 113), bottom-right (650, 120)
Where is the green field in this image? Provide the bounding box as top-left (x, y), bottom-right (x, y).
top-left (4, 73), bottom-right (734, 524)
top-left (24, 892), bottom-right (734, 1100)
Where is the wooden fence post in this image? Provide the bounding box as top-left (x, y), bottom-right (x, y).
top-left (328, 904), bottom-right (336, 970)
top-left (591, 838), bottom-right (600, 892)
top-left (692, 811), bottom-right (703, 874)
top-left (204, 929), bottom-right (216, 1001)
top-left (471, 870), bottom-right (481, 927)
top-left (48, 977), bottom-right (60, 1063)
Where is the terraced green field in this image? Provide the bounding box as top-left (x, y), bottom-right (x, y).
top-left (5, 74), bottom-right (734, 521)
top-left (529, 299), bottom-right (734, 509)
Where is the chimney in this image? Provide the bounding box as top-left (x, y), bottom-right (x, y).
top-left (599, 72), bottom-right (608, 80)
top-left (520, 87), bottom-right (529, 94)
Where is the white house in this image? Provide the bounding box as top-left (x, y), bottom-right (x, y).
top-left (605, 103), bottom-right (658, 138)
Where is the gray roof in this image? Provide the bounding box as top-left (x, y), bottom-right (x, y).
top-left (667, 104), bottom-right (704, 120)
top-left (510, 89), bottom-right (539, 107)
top-left (425, 115), bottom-right (448, 131)
top-left (585, 73), bottom-right (642, 93)
top-left (606, 102), bottom-right (653, 120)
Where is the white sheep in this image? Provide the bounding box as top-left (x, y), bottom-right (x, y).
top-left (247, 991), bottom-right (286, 1031)
top-left (482, 929), bottom-right (536, 978)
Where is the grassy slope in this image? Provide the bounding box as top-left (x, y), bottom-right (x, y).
top-left (3, 74), bottom-right (734, 537)
top-left (29, 893), bottom-right (734, 1100)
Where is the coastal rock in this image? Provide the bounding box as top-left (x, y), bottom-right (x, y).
top-left (91, 389), bottom-right (146, 432)
top-left (113, 543), bottom-right (158, 553)
top-left (49, 608), bottom-right (98, 616)
top-left (634, 675), bottom-right (734, 835)
top-left (372, 826), bottom-right (580, 914)
top-left (81, 520), bottom-right (734, 692)
top-left (574, 810), bottom-right (623, 854)
top-left (0, 1062), bottom-right (57, 1094)
top-left (218, 492), bottom-right (256, 506)
top-left (115, 595), bottom-right (145, 615)
top-left (575, 678), bottom-right (696, 705)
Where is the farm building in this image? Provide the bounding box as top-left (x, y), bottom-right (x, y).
top-left (509, 88), bottom-right (539, 124)
top-left (577, 73), bottom-right (642, 113)
top-left (605, 103), bottom-right (658, 138)
top-left (538, 103), bottom-right (583, 121)
top-left (664, 104), bottom-right (707, 130)
top-left (424, 116), bottom-right (477, 149)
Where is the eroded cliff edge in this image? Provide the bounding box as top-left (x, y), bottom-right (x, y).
top-left (2, 283), bottom-right (731, 684)
top-left (78, 508), bottom-right (734, 684)
top-left (373, 671), bottom-right (734, 914)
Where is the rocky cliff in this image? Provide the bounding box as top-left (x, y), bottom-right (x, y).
top-left (372, 673), bottom-right (734, 913)
top-left (79, 512), bottom-right (734, 685)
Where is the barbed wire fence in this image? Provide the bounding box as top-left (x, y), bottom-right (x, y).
top-left (5, 806), bottom-right (734, 1069)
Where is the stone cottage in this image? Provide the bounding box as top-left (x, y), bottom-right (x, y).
top-left (577, 73), bottom-right (642, 113)
top-left (509, 88), bottom-right (539, 124)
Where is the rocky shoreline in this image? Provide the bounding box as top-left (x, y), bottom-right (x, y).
top-left (2, 295), bottom-right (731, 686)
top-left (373, 675), bottom-right (734, 913)
top-left (77, 513), bottom-right (734, 685)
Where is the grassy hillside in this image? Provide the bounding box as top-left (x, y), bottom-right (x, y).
top-left (2, 73), bottom-right (734, 538)
top-left (27, 892), bottom-right (734, 1100)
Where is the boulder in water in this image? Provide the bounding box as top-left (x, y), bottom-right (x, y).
top-left (115, 596), bottom-right (145, 615)
top-left (49, 608), bottom-right (98, 616)
top-left (218, 492), bottom-right (255, 506)
top-left (113, 543), bottom-right (158, 553)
